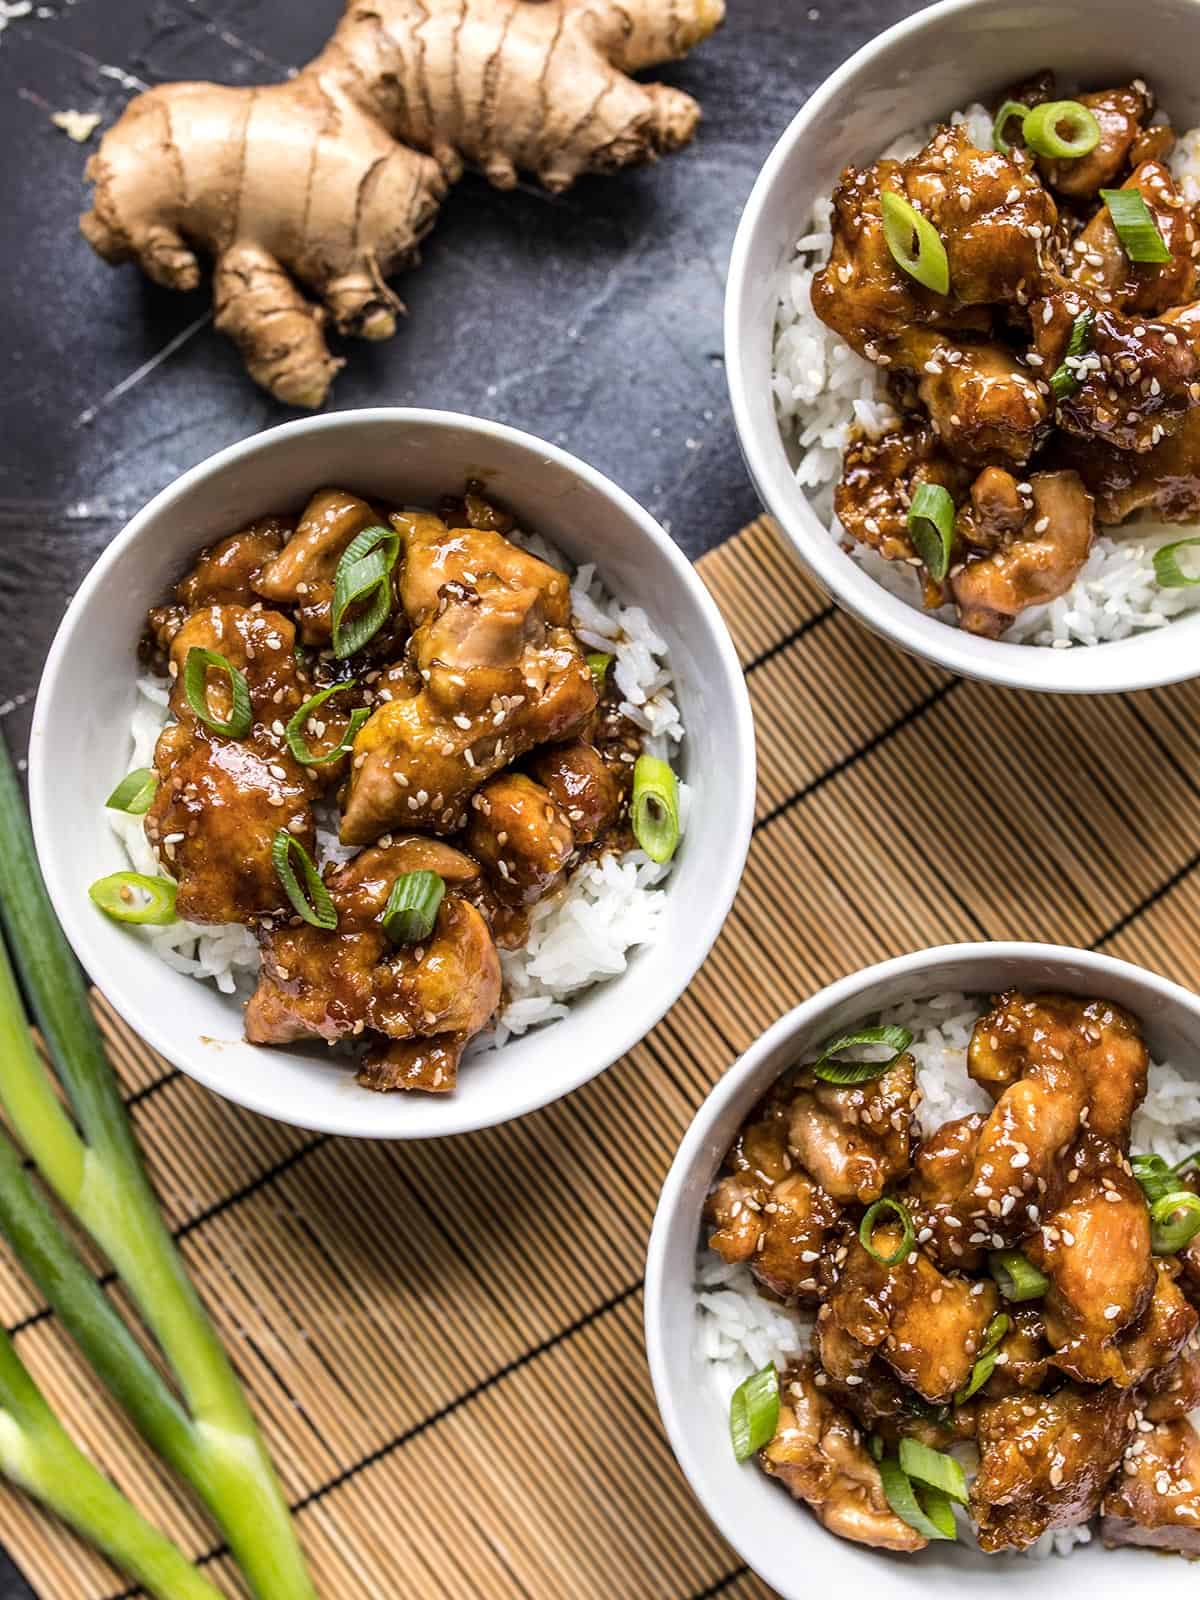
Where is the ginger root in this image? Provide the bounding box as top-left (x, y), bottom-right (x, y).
top-left (80, 0), bottom-right (723, 408)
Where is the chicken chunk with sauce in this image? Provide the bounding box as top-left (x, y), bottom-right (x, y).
top-left (1102, 1417), bottom-right (1200, 1553)
top-left (786, 1055), bottom-right (918, 1205)
top-left (253, 488), bottom-right (384, 645)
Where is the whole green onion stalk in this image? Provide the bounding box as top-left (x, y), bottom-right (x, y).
top-left (0, 736), bottom-right (315, 1600)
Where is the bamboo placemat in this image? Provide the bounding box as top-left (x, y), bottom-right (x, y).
top-left (4, 516), bottom-right (1200, 1599)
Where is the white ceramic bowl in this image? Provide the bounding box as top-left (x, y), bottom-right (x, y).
top-left (645, 941), bottom-right (1200, 1598)
top-left (726, 0), bottom-right (1200, 694)
top-left (29, 409), bottom-right (754, 1140)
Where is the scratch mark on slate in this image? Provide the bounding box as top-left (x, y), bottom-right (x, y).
top-left (74, 312), bottom-right (213, 428)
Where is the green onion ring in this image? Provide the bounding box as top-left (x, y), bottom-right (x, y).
top-left (954, 1312), bottom-right (1010, 1405)
top-left (859, 1197), bottom-right (916, 1267)
top-left (380, 870), bottom-right (446, 946)
top-left (1132, 1152), bottom-right (1179, 1206)
top-left (1100, 187), bottom-right (1172, 264)
top-left (1023, 99), bottom-right (1101, 160)
top-left (284, 681), bottom-right (370, 767)
top-left (88, 872), bottom-right (177, 926)
top-left (271, 830), bottom-right (337, 930)
top-left (878, 1455), bottom-right (956, 1541)
top-left (104, 768), bottom-right (157, 816)
top-left (1153, 537), bottom-right (1200, 589)
top-left (331, 524), bottom-right (400, 658)
top-left (898, 1438), bottom-right (969, 1504)
top-left (1049, 308), bottom-right (1095, 403)
top-left (1150, 1191), bottom-right (1200, 1255)
top-left (992, 99), bottom-right (1029, 155)
top-left (729, 1364), bottom-right (780, 1463)
top-left (812, 1024), bottom-right (913, 1085)
top-left (880, 191), bottom-right (950, 295)
top-left (907, 482), bottom-right (956, 581)
top-left (182, 647), bottom-right (253, 738)
top-left (631, 754), bottom-right (681, 865)
top-left (988, 1249), bottom-right (1048, 1302)
top-left (586, 651), bottom-right (613, 694)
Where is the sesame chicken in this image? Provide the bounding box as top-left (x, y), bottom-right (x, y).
top-left (785, 1054), bottom-right (918, 1205)
top-left (1102, 1416), bottom-right (1200, 1554)
top-left (253, 488), bottom-right (384, 645)
top-left (1035, 81), bottom-right (1156, 199)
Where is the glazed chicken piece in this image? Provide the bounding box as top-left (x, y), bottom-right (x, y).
top-left (1025, 1133), bottom-right (1157, 1385)
top-left (1102, 1416), bottom-right (1200, 1553)
top-left (989, 1305), bottom-right (1053, 1394)
top-left (1059, 392), bottom-right (1200, 523)
top-left (1140, 1342), bottom-right (1200, 1422)
top-left (1069, 161), bottom-right (1198, 317)
top-left (968, 991), bottom-right (1149, 1146)
top-left (145, 726), bottom-right (316, 925)
top-left (465, 772), bottom-right (575, 907)
top-left (960, 989), bottom-right (1092, 1238)
top-left (1034, 81), bottom-right (1156, 199)
top-left (144, 519), bottom-right (291, 656)
top-left (705, 1078), bottom-right (844, 1303)
top-left (706, 1171), bottom-right (842, 1303)
top-left (785, 1054), bottom-right (918, 1205)
top-left (885, 330), bottom-right (1051, 469)
top-left (814, 1313), bottom-right (976, 1446)
top-left (165, 604), bottom-right (309, 731)
top-left (244, 837), bottom-right (501, 1093)
top-left (955, 465), bottom-right (1029, 549)
top-left (950, 470), bottom-right (1095, 638)
top-left (822, 1227), bottom-right (998, 1403)
top-left (905, 1112), bottom-right (988, 1272)
top-left (1115, 1262), bottom-right (1200, 1388)
top-left (525, 742), bottom-right (622, 845)
top-left (253, 489), bottom-right (383, 645)
top-left (972, 1383), bottom-right (1134, 1552)
top-left (759, 1360), bottom-right (927, 1552)
top-left (1032, 292), bottom-right (1199, 453)
top-left (833, 414), bottom-right (966, 572)
top-left (340, 515), bottom-right (595, 844)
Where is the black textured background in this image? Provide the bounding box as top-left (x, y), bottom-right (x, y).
top-left (0, 0), bottom-right (926, 1593)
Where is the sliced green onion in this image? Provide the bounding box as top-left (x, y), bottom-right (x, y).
top-left (1174, 1150), bottom-right (1200, 1176)
top-left (881, 191), bottom-right (950, 295)
top-left (907, 482), bottom-right (955, 581)
top-left (812, 1024), bottom-right (913, 1085)
top-left (1150, 1191), bottom-right (1200, 1255)
top-left (1050, 309), bottom-right (1095, 403)
top-left (898, 1438), bottom-right (969, 1504)
top-left (381, 870), bottom-right (445, 946)
top-left (955, 1312), bottom-right (1011, 1405)
top-left (586, 651), bottom-right (613, 693)
top-left (1100, 187), bottom-right (1172, 264)
top-left (331, 525), bottom-right (400, 659)
top-left (284, 681), bottom-right (370, 767)
top-left (182, 647), bottom-right (252, 738)
top-left (992, 99), bottom-right (1029, 155)
top-left (989, 1250), bottom-right (1049, 1302)
top-left (878, 1455), bottom-right (956, 1541)
top-left (730, 1364), bottom-right (780, 1463)
top-left (1023, 99), bottom-right (1101, 160)
top-left (631, 754), bottom-right (680, 864)
top-left (859, 1197), bottom-right (915, 1267)
top-left (104, 768), bottom-right (157, 816)
top-left (1133, 1152), bottom-right (1179, 1206)
top-left (88, 872), bottom-right (177, 927)
top-left (1153, 537), bottom-right (1200, 588)
top-left (270, 830), bottom-right (336, 930)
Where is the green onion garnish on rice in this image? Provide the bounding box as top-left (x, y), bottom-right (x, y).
top-left (331, 524), bottom-right (399, 658)
top-left (284, 680), bottom-right (369, 766)
top-left (631, 754), bottom-right (680, 864)
top-left (88, 871), bottom-right (177, 926)
top-left (1100, 187), bottom-right (1172, 264)
top-left (729, 1364), bottom-right (780, 1463)
top-left (1022, 100), bottom-right (1101, 160)
top-left (381, 870), bottom-right (445, 946)
top-left (954, 1312), bottom-right (1010, 1404)
top-left (1150, 1191), bottom-right (1200, 1255)
top-left (586, 651), bottom-right (613, 693)
top-left (992, 99), bottom-right (1029, 155)
top-left (811, 1024), bottom-right (913, 1085)
top-left (1049, 309), bottom-right (1095, 404)
top-left (1153, 537), bottom-right (1200, 588)
top-left (906, 483), bottom-right (955, 582)
top-left (898, 1437), bottom-right (969, 1504)
top-left (878, 1453), bottom-right (957, 1540)
top-left (104, 767), bottom-right (157, 816)
top-left (271, 830), bottom-right (337, 930)
top-left (859, 1196), bottom-right (915, 1267)
top-left (880, 191), bottom-right (950, 295)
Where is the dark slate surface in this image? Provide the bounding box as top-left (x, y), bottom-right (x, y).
top-left (0, 0), bottom-right (927, 1593)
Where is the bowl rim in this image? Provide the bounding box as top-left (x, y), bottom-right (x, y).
top-left (28, 406), bottom-right (757, 1139)
top-left (644, 938), bottom-right (1200, 1592)
top-left (724, 0), bottom-right (1200, 695)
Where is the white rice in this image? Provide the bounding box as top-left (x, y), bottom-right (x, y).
top-left (107, 556), bottom-right (685, 1039)
top-left (693, 988), bottom-right (1200, 1557)
top-left (771, 103), bottom-right (1200, 646)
